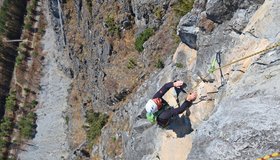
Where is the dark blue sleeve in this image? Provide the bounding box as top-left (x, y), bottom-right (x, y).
top-left (157, 100), bottom-right (193, 120)
top-left (170, 100), bottom-right (192, 116)
top-left (152, 82), bottom-right (174, 99)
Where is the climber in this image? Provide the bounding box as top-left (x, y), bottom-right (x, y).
top-left (156, 91), bottom-right (197, 127)
top-left (138, 80), bottom-right (197, 127)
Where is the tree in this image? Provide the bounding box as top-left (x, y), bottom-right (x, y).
top-left (5, 92), bottom-right (17, 112)
top-left (0, 0), bottom-right (27, 117)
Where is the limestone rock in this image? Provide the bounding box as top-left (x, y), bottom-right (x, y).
top-left (206, 0), bottom-right (264, 24)
top-left (197, 11), bottom-right (215, 33)
top-left (177, 0), bottom-right (265, 50)
top-left (120, 0), bottom-right (280, 159)
top-left (177, 0), bottom-right (207, 49)
top-left (188, 48), bottom-right (280, 160)
top-left (18, 0), bottom-right (280, 160)
top-left (188, 0), bottom-right (280, 159)
top-left (131, 0), bottom-right (171, 31)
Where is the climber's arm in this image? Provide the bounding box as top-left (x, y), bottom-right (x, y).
top-left (170, 92), bottom-right (197, 116)
top-left (152, 82), bottom-right (173, 99)
top-left (152, 81), bottom-right (183, 99)
top-left (170, 100), bottom-right (192, 116)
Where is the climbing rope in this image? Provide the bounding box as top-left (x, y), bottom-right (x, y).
top-left (257, 152), bottom-right (280, 160)
top-left (191, 41), bottom-right (280, 90)
top-left (174, 42), bottom-right (280, 105)
top-left (212, 41), bottom-right (280, 73)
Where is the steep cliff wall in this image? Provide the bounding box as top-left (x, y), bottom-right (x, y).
top-left (59, 0), bottom-right (180, 157)
top-left (61, 0), bottom-right (178, 113)
top-left (188, 0), bottom-right (280, 159)
top-left (100, 0), bottom-right (280, 159)
top-left (17, 0), bottom-right (280, 159)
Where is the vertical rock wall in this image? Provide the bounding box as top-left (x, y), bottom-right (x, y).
top-left (108, 0), bottom-right (280, 159)
top-left (18, 0), bottom-right (280, 159)
top-left (60, 0), bottom-right (179, 158)
top-left (188, 0), bottom-right (280, 159)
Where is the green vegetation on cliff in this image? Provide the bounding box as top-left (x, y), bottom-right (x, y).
top-left (135, 28), bottom-right (154, 52)
top-left (173, 0), bottom-right (195, 17)
top-left (18, 112), bottom-right (37, 138)
top-left (85, 0), bottom-right (93, 14)
top-left (5, 92), bottom-right (17, 112)
top-left (85, 110), bottom-right (109, 147)
top-left (104, 15), bottom-right (121, 37)
top-left (155, 58), bottom-right (165, 69)
top-left (0, 117), bottom-right (13, 148)
top-left (127, 58), bottom-right (137, 69)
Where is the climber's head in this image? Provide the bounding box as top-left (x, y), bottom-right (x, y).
top-left (145, 98), bottom-right (162, 113)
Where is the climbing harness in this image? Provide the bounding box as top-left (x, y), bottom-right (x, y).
top-left (257, 151), bottom-right (280, 160)
top-left (192, 41), bottom-right (280, 90)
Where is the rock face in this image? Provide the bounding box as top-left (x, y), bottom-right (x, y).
top-left (120, 57), bottom-right (196, 160)
top-left (188, 49), bottom-right (280, 160)
top-left (205, 0), bottom-right (265, 24)
top-left (61, 0), bottom-right (178, 113)
top-left (19, 0), bottom-right (280, 159)
top-left (188, 0), bottom-right (280, 159)
top-left (54, 0), bottom-right (180, 159)
top-left (114, 0), bottom-right (280, 159)
top-left (131, 0), bottom-right (170, 32)
top-left (177, 0), bottom-right (265, 50)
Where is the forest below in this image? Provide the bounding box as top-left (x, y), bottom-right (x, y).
top-left (0, 0), bottom-right (46, 159)
top-left (0, 0), bottom-right (27, 118)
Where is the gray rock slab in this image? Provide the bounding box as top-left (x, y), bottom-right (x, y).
top-left (188, 49), bottom-right (280, 160)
